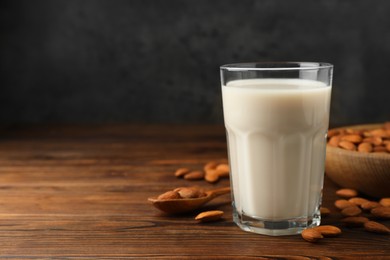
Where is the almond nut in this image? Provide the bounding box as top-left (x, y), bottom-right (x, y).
top-left (195, 210), bottom-right (224, 222)
top-left (313, 225), bottom-right (342, 237)
top-left (341, 134), bottom-right (363, 143)
top-left (371, 207), bottom-right (390, 219)
top-left (379, 198), bottom-right (390, 207)
top-left (328, 136), bottom-right (341, 147)
top-left (349, 197), bottom-right (370, 206)
top-left (301, 228), bottom-right (323, 242)
top-left (215, 163), bottom-right (230, 177)
top-left (361, 201), bottom-right (382, 211)
top-left (174, 187), bottom-right (205, 199)
top-left (341, 206), bottom-right (362, 217)
top-left (327, 129), bottom-right (340, 138)
top-left (363, 136), bottom-right (383, 146)
top-left (184, 171), bottom-right (205, 180)
top-left (357, 142), bottom-right (373, 153)
top-left (174, 167), bottom-right (190, 178)
top-left (364, 221), bottom-right (390, 234)
top-left (341, 216), bottom-right (369, 227)
top-left (157, 190), bottom-right (181, 200)
top-left (336, 188), bottom-right (358, 198)
top-left (205, 169), bottom-right (220, 183)
top-left (204, 161), bottom-right (218, 171)
top-left (335, 199), bottom-right (355, 210)
top-left (338, 141), bottom-right (356, 151)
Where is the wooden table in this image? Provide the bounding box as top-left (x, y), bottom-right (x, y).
top-left (0, 125), bottom-right (388, 259)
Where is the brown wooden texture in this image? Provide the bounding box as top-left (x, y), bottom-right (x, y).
top-left (0, 124), bottom-right (388, 259)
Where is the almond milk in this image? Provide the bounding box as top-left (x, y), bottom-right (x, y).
top-left (222, 79), bottom-right (331, 223)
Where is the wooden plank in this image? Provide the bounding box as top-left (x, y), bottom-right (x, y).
top-left (0, 125), bottom-right (388, 258)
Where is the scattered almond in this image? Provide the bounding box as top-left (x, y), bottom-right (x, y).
top-left (184, 171), bottom-right (205, 180)
top-left (205, 169), bottom-right (220, 183)
top-left (371, 207), bottom-right (390, 219)
top-left (320, 207), bottom-right (331, 216)
top-left (313, 225), bottom-right (342, 237)
top-left (341, 216), bottom-right (369, 227)
top-left (174, 167), bottom-right (190, 178)
top-left (379, 198), bottom-right (390, 207)
top-left (215, 163), bottom-right (230, 177)
top-left (361, 201), bottom-right (382, 211)
top-left (349, 197), bottom-right (370, 207)
top-left (336, 188), bottom-right (358, 198)
top-left (204, 161), bottom-right (218, 171)
top-left (195, 210), bottom-right (224, 222)
top-left (338, 141), bottom-right (356, 151)
top-left (341, 206), bottom-right (362, 217)
top-left (386, 143), bottom-right (390, 152)
top-left (157, 190), bottom-right (181, 200)
top-left (364, 221), bottom-right (390, 234)
top-left (301, 228), bottom-right (323, 242)
top-left (335, 199), bottom-right (355, 210)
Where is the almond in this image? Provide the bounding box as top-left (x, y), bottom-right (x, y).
top-left (361, 201), bottom-right (382, 211)
top-left (301, 228), bottom-right (323, 242)
top-left (341, 216), bottom-right (369, 227)
top-left (364, 221), bottom-right (390, 234)
top-left (215, 163), bottom-right (230, 177)
top-left (338, 141), bottom-right (356, 151)
top-left (327, 129), bottom-right (340, 138)
top-left (371, 207), bottom-right (390, 219)
top-left (195, 210), bottom-right (224, 222)
top-left (369, 129), bottom-right (389, 138)
top-left (174, 167), bottom-right (190, 178)
top-left (335, 199), bottom-right (355, 210)
top-left (349, 197), bottom-right (370, 207)
top-left (363, 136), bottom-right (382, 146)
top-left (184, 171), bottom-right (205, 180)
top-left (314, 225), bottom-right (342, 237)
top-left (174, 187), bottom-right (205, 199)
top-left (345, 128), bottom-right (362, 135)
top-left (341, 134), bottom-right (363, 144)
top-left (379, 198), bottom-right (390, 207)
top-left (204, 161), bottom-right (218, 171)
top-left (341, 206), bottom-right (362, 217)
top-left (157, 190), bottom-right (181, 200)
top-left (320, 207), bottom-right (331, 216)
top-left (204, 169), bottom-right (220, 183)
top-left (384, 122), bottom-right (390, 130)
top-left (336, 188), bottom-right (358, 198)
top-left (357, 142), bottom-right (373, 153)
top-left (328, 136), bottom-right (342, 147)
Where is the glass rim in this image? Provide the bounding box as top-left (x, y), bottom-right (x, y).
top-left (220, 62), bottom-right (333, 71)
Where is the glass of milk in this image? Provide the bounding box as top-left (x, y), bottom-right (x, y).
top-left (220, 62), bottom-right (333, 236)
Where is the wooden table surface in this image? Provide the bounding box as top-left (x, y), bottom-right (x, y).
top-left (0, 124), bottom-right (388, 259)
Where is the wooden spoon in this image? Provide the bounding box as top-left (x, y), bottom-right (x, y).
top-left (148, 187), bottom-right (231, 214)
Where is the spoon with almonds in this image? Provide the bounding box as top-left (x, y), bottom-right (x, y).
top-left (148, 186), bottom-right (231, 214)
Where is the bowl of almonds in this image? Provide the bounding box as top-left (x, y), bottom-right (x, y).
top-left (325, 122), bottom-right (390, 198)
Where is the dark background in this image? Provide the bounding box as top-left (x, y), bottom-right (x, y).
top-left (1, 0), bottom-right (389, 126)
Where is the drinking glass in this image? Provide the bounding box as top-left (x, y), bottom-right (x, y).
top-left (220, 62), bottom-right (333, 236)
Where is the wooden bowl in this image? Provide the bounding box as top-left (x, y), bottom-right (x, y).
top-left (325, 124), bottom-right (390, 198)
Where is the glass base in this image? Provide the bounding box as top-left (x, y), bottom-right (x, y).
top-left (233, 207), bottom-right (321, 236)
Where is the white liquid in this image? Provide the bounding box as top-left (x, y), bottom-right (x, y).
top-left (222, 79), bottom-right (331, 220)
